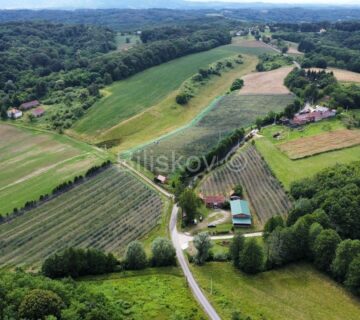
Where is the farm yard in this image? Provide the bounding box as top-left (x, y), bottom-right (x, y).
top-left (83, 268), bottom-right (205, 320)
top-left (278, 129), bottom-right (360, 159)
top-left (191, 262), bottom-right (360, 320)
top-left (132, 94), bottom-right (294, 175)
top-left (199, 145), bottom-right (292, 225)
top-left (0, 166), bottom-right (164, 267)
top-left (239, 66), bottom-right (293, 95)
top-left (0, 123), bottom-right (108, 216)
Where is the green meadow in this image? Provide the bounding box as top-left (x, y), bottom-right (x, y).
top-left (191, 262), bottom-right (360, 320)
top-left (82, 267), bottom-right (205, 320)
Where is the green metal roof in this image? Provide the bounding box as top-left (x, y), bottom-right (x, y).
top-left (230, 200), bottom-right (250, 216)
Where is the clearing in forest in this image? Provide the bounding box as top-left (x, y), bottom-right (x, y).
top-left (0, 166), bottom-right (164, 267)
top-left (199, 145), bottom-right (291, 224)
top-left (0, 123), bottom-right (107, 216)
top-left (239, 66), bottom-right (293, 95)
top-left (132, 94), bottom-right (294, 175)
top-left (278, 129), bottom-right (360, 159)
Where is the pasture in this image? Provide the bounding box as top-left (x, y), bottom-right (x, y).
top-left (83, 267), bottom-right (205, 320)
top-left (0, 166), bottom-right (164, 267)
top-left (132, 94), bottom-right (294, 175)
top-left (191, 262), bottom-right (360, 320)
top-left (199, 145), bottom-right (291, 225)
top-left (73, 43), bottom-right (260, 137)
top-left (255, 135), bottom-right (360, 190)
top-left (278, 129), bottom-right (360, 159)
top-left (240, 66), bottom-right (293, 95)
top-left (0, 123), bottom-right (107, 215)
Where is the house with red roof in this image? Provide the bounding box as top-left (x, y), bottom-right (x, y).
top-left (19, 100), bottom-right (40, 111)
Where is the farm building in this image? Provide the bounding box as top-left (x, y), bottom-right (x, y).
top-left (7, 108), bottom-right (22, 119)
top-left (231, 199), bottom-right (251, 226)
top-left (203, 195), bottom-right (226, 208)
top-left (32, 107), bottom-right (45, 118)
top-left (291, 105), bottom-right (336, 126)
top-left (155, 175), bottom-right (167, 184)
top-left (19, 100), bottom-right (40, 111)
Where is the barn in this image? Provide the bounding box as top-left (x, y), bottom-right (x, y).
top-left (231, 199), bottom-right (252, 226)
top-left (20, 100), bottom-right (40, 111)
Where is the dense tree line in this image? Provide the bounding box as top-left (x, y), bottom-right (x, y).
top-left (42, 247), bottom-right (118, 278)
top-left (256, 162), bottom-right (360, 295)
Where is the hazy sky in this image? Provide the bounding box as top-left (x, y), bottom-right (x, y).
top-left (192, 0), bottom-right (359, 3)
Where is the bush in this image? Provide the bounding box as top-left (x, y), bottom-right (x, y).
top-left (176, 92), bottom-right (192, 105)
top-left (18, 289), bottom-right (64, 320)
top-left (230, 234), bottom-right (245, 268)
top-left (239, 238), bottom-right (264, 274)
top-left (125, 241), bottom-right (147, 270)
top-left (193, 232), bottom-right (212, 265)
top-left (151, 237), bottom-right (176, 267)
top-left (230, 79), bottom-right (244, 91)
top-left (345, 255), bottom-right (360, 296)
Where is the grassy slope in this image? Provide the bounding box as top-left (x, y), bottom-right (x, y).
top-left (102, 54), bottom-right (258, 153)
top-left (72, 42), bottom-right (273, 144)
top-left (0, 123), bottom-right (109, 215)
top-left (255, 119), bottom-right (360, 189)
top-left (82, 267), bottom-right (206, 320)
top-left (191, 262), bottom-right (360, 320)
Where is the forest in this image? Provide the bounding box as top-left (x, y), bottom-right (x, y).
top-left (0, 22), bottom-right (230, 130)
top-left (272, 21), bottom-right (360, 72)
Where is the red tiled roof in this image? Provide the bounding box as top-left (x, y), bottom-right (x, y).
top-left (203, 195), bottom-right (226, 204)
top-left (20, 100), bottom-right (40, 110)
top-left (32, 107), bottom-right (45, 116)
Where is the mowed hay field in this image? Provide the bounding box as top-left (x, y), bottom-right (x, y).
top-left (0, 166), bottom-right (164, 267)
top-left (191, 262), bottom-right (360, 320)
top-left (0, 123), bottom-right (107, 215)
top-left (308, 67), bottom-right (360, 83)
top-left (199, 146), bottom-right (292, 224)
top-left (83, 268), bottom-right (205, 320)
top-left (73, 42), bottom-right (266, 137)
top-left (239, 66), bottom-right (293, 95)
top-left (278, 129), bottom-right (360, 159)
top-left (132, 94), bottom-right (294, 175)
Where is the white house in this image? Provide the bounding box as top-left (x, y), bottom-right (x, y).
top-left (7, 108), bottom-right (23, 119)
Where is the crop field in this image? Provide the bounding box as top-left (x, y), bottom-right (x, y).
top-left (191, 262), bottom-right (360, 320)
top-left (239, 66), bottom-right (293, 95)
top-left (73, 43), bottom-right (259, 137)
top-left (132, 94), bottom-right (294, 175)
top-left (0, 166), bottom-right (164, 267)
top-left (199, 146), bottom-right (292, 224)
top-left (278, 129), bottom-right (360, 159)
top-left (83, 268), bottom-right (205, 320)
top-left (0, 123), bottom-right (107, 216)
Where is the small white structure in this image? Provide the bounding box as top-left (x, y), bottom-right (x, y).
top-left (7, 108), bottom-right (23, 119)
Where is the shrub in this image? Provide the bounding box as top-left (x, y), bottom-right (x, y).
top-left (151, 237), bottom-right (176, 267)
top-left (125, 241), bottom-right (147, 270)
top-left (193, 232), bottom-right (212, 265)
top-left (239, 238), bottom-right (264, 274)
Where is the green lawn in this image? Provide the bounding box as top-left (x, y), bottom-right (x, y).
top-left (0, 123), bottom-right (109, 215)
top-left (255, 136), bottom-right (360, 190)
top-left (82, 267), bottom-right (206, 320)
top-left (191, 262), bottom-right (360, 320)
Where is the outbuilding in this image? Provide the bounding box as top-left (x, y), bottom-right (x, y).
top-left (32, 107), bottom-right (45, 118)
top-left (7, 108), bottom-right (23, 119)
top-left (20, 100), bottom-right (40, 111)
top-left (231, 199), bottom-right (252, 226)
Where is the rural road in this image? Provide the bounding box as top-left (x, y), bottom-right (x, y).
top-left (170, 204), bottom-right (222, 320)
